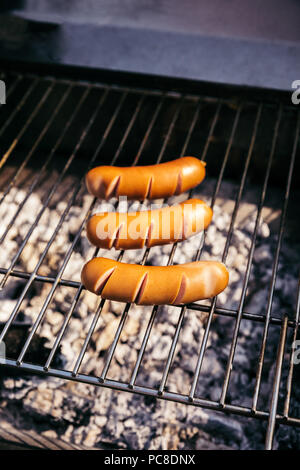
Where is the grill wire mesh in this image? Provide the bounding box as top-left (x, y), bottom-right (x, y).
top-left (0, 69), bottom-right (299, 450)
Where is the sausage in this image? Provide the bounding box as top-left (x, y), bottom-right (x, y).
top-left (86, 157), bottom-right (206, 200)
top-left (81, 257), bottom-right (229, 305)
top-left (86, 198), bottom-right (213, 250)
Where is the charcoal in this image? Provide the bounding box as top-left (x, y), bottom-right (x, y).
top-left (0, 181), bottom-right (299, 450)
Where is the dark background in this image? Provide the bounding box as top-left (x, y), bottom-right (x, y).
top-left (0, 0), bottom-right (300, 90)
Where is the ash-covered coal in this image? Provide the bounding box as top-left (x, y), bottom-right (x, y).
top-left (0, 182), bottom-right (299, 450)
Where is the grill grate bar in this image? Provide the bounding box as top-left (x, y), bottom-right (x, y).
top-left (97, 97), bottom-right (186, 383)
top-left (0, 84), bottom-right (73, 233)
top-left (209, 104), bottom-right (243, 210)
top-left (98, 96), bottom-right (214, 386)
top-left (71, 295), bottom-right (104, 377)
top-left (158, 306), bottom-right (186, 395)
top-left (4, 357), bottom-right (300, 427)
top-left (129, 99), bottom-right (222, 389)
top-left (156, 101), bottom-right (225, 394)
top-left (177, 98), bottom-right (201, 157)
top-left (188, 104), bottom-right (245, 400)
top-left (0, 79), bottom-right (52, 173)
top-left (193, 103), bottom-right (241, 267)
top-left (16, 195), bottom-right (97, 365)
top-left (132, 96), bottom-right (166, 166)
top-left (0, 86), bottom-right (91, 291)
top-left (2, 264), bottom-right (297, 326)
top-left (187, 104), bottom-right (262, 401)
top-left (0, 82), bottom-right (73, 206)
top-left (216, 103), bottom-right (268, 405)
top-left (195, 105), bottom-right (283, 406)
top-left (199, 102), bottom-right (222, 164)
top-left (217, 105), bottom-right (282, 408)
top-left (69, 95), bottom-right (155, 376)
top-left (98, 301), bottom-right (131, 382)
top-left (0, 77), bottom-right (39, 141)
top-left (14, 88), bottom-right (121, 363)
top-left (0, 86), bottom-right (97, 341)
top-left (251, 110), bottom-right (300, 415)
top-left (129, 305), bottom-right (159, 388)
top-left (220, 105), bottom-right (263, 261)
top-left (44, 90), bottom-right (132, 371)
top-left (107, 94), bottom-right (145, 165)
top-left (48, 91), bottom-right (157, 374)
top-left (156, 97), bottom-right (185, 165)
top-left (71, 95), bottom-right (148, 376)
top-left (265, 316), bottom-right (288, 449)
top-left (283, 274), bottom-right (300, 418)
top-left (44, 245), bottom-right (100, 372)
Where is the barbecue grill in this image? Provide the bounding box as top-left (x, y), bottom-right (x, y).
top-left (0, 61), bottom-right (299, 450)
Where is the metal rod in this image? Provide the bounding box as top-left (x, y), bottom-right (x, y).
top-left (0, 84), bottom-right (73, 209)
top-left (0, 86), bottom-right (92, 290)
top-left (132, 96), bottom-right (165, 166)
top-left (218, 103), bottom-right (283, 406)
top-left (156, 96), bottom-right (185, 164)
top-left (252, 110), bottom-right (300, 412)
top-left (44, 91), bottom-right (135, 371)
top-left (265, 316), bottom-right (288, 450)
top-left (0, 86), bottom-right (73, 231)
top-left (103, 98), bottom-right (215, 391)
top-left (129, 100), bottom-right (222, 390)
top-left (0, 79), bottom-right (52, 172)
top-left (215, 105), bottom-right (283, 406)
top-left (158, 307), bottom-right (186, 395)
top-left (188, 103), bottom-right (245, 401)
top-left (13, 88), bottom-right (127, 361)
top-left (44, 273), bottom-right (92, 371)
top-left (70, 95), bottom-right (147, 376)
top-left (283, 276), bottom-right (300, 418)
top-left (129, 306), bottom-right (159, 388)
top-left (44, 91), bottom-right (158, 372)
top-left (0, 261), bottom-right (296, 327)
top-left (154, 99), bottom-right (212, 395)
top-left (16, 196), bottom-right (97, 364)
top-left (200, 102), bottom-right (222, 163)
top-left (4, 357), bottom-right (300, 428)
top-left (97, 97), bottom-right (188, 382)
top-left (0, 86), bottom-right (106, 342)
top-left (180, 99), bottom-right (201, 156)
top-left (0, 77), bottom-right (39, 140)
top-left (97, 97), bottom-right (186, 383)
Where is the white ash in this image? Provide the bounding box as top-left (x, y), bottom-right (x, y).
top-left (0, 184), bottom-right (299, 450)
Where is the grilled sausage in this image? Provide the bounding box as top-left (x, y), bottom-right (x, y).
top-left (81, 257), bottom-right (229, 305)
top-left (86, 157), bottom-right (206, 200)
top-left (86, 198), bottom-right (212, 250)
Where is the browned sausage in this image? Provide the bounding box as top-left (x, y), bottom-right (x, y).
top-left (81, 257), bottom-right (229, 305)
top-left (86, 198), bottom-right (212, 250)
top-left (86, 157), bottom-right (206, 200)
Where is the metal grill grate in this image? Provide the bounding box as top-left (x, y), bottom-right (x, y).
top-left (0, 67), bottom-right (299, 450)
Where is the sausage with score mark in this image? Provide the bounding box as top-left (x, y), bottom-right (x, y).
top-left (81, 257), bottom-right (229, 305)
top-left (86, 198), bottom-right (213, 250)
top-left (86, 157), bottom-right (206, 200)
